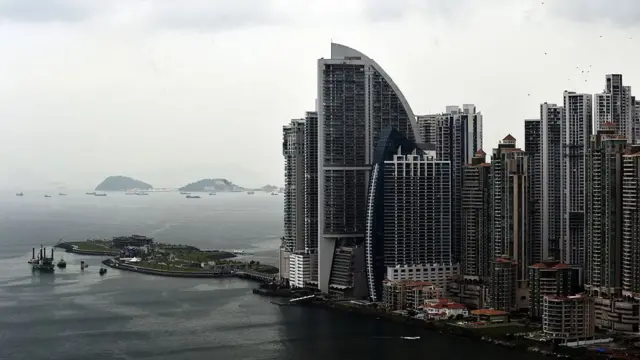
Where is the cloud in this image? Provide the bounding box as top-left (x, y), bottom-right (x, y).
top-left (0, 0), bottom-right (98, 23)
top-left (548, 0), bottom-right (640, 27)
top-left (361, 0), bottom-right (508, 23)
top-left (148, 0), bottom-right (284, 31)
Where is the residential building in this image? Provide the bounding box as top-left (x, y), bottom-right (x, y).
top-left (304, 111), bottom-right (319, 285)
top-left (622, 146), bottom-right (640, 298)
top-left (423, 299), bottom-right (469, 319)
top-left (327, 246), bottom-right (367, 299)
top-left (461, 149), bottom-right (492, 279)
top-left (417, 104), bottom-right (483, 264)
top-left (585, 124), bottom-right (639, 331)
top-left (382, 280), bottom-right (444, 310)
top-left (542, 294), bottom-right (595, 342)
top-left (281, 119), bottom-right (306, 280)
top-left (525, 119), bottom-right (544, 265)
top-left (594, 74), bottom-right (634, 141)
top-left (385, 264), bottom-right (459, 289)
top-left (317, 43), bottom-right (421, 294)
top-left (446, 277), bottom-right (489, 309)
top-left (290, 252), bottom-right (313, 288)
top-left (529, 259), bottom-right (582, 318)
top-left (562, 91), bottom-right (593, 267)
top-left (364, 128), bottom-right (451, 301)
top-left (490, 135), bottom-right (530, 311)
top-left (540, 103), bottom-right (564, 261)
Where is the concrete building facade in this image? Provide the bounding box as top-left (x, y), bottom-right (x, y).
top-left (317, 43), bottom-right (420, 293)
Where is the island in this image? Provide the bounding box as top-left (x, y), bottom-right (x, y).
top-left (179, 178), bottom-right (244, 192)
top-left (95, 176), bottom-right (153, 191)
top-left (259, 185), bottom-right (279, 192)
top-left (57, 235), bottom-right (278, 280)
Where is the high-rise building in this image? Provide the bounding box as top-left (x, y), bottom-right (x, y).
top-left (585, 123), bottom-right (627, 294)
top-left (540, 103), bottom-right (564, 261)
top-left (461, 149), bottom-right (491, 279)
top-left (542, 294), bottom-right (595, 341)
top-left (528, 259), bottom-right (582, 318)
top-left (417, 105), bottom-right (483, 264)
top-left (594, 74), bottom-right (634, 142)
top-left (317, 43), bottom-right (421, 294)
top-left (490, 135), bottom-right (530, 311)
top-left (525, 119), bottom-right (544, 266)
top-left (622, 146), bottom-right (640, 298)
top-left (562, 91), bottom-right (593, 267)
top-left (303, 111), bottom-right (319, 285)
top-left (280, 119), bottom-right (306, 281)
top-left (364, 128), bottom-right (452, 301)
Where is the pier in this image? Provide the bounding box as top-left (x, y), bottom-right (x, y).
top-left (233, 270), bottom-right (277, 283)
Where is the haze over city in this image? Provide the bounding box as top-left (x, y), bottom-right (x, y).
top-left (1, 0), bottom-right (638, 190)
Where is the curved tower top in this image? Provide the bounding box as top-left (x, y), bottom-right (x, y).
top-left (330, 43), bottom-right (421, 143)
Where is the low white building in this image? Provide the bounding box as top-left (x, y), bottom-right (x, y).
top-left (289, 252), bottom-right (317, 288)
top-left (423, 299), bottom-right (469, 320)
top-left (386, 263), bottom-right (460, 289)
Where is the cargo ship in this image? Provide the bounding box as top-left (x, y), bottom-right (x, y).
top-left (30, 246), bottom-right (55, 273)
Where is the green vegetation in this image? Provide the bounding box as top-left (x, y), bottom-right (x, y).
top-left (95, 175), bottom-right (153, 191)
top-left (58, 240), bottom-right (115, 253)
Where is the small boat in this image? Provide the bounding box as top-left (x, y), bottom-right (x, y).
top-left (209, 192), bottom-right (216, 195)
top-left (135, 192), bottom-right (148, 196)
top-left (16, 192), bottom-right (24, 196)
top-left (99, 267), bottom-right (107, 275)
top-left (57, 259), bottom-right (67, 268)
top-left (179, 191), bottom-right (190, 195)
top-left (270, 191), bottom-right (278, 195)
top-left (86, 192), bottom-right (96, 195)
top-left (186, 195), bottom-right (201, 199)
top-left (247, 191), bottom-right (255, 195)
top-left (125, 192), bottom-right (136, 195)
top-left (401, 336), bottom-right (420, 340)
top-left (58, 193), bottom-right (67, 196)
top-left (44, 195), bottom-right (52, 198)
top-left (94, 193), bottom-right (107, 197)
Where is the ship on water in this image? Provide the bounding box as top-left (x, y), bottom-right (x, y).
top-left (30, 246), bottom-right (55, 273)
top-left (16, 192), bottom-right (24, 196)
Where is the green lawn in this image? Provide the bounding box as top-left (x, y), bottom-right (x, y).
top-left (66, 241), bottom-right (113, 252)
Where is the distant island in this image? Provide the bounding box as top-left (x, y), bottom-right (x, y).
top-left (95, 176), bottom-right (153, 191)
top-left (260, 185), bottom-right (278, 192)
top-left (179, 178), bottom-right (244, 192)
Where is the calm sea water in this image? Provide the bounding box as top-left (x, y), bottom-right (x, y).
top-left (0, 191), bottom-right (543, 360)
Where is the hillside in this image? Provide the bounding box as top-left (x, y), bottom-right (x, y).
top-left (95, 176), bottom-right (153, 191)
top-left (179, 178), bottom-right (243, 192)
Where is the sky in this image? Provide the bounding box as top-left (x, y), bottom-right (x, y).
top-left (0, 0), bottom-right (639, 190)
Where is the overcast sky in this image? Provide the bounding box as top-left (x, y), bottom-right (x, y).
top-left (0, 0), bottom-right (639, 190)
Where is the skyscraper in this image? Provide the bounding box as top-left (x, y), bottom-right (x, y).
top-left (594, 74), bottom-right (634, 142)
top-left (622, 146), bottom-right (640, 297)
top-left (303, 111), bottom-right (319, 284)
top-left (281, 119), bottom-right (306, 280)
top-left (317, 43), bottom-right (421, 294)
top-left (364, 128), bottom-right (451, 301)
top-left (461, 149), bottom-right (491, 279)
top-left (490, 135), bottom-right (530, 311)
top-left (417, 105), bottom-right (483, 263)
top-left (585, 123), bottom-right (627, 293)
top-left (541, 103), bottom-right (564, 261)
top-left (525, 119), bottom-right (543, 266)
top-left (563, 91), bottom-right (593, 267)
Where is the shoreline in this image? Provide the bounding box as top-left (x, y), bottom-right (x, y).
top-left (102, 259), bottom-right (276, 282)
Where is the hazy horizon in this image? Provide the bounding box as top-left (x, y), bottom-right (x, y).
top-left (1, 0), bottom-right (639, 190)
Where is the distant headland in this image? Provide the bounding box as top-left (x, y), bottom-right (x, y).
top-left (95, 176), bottom-right (153, 191)
top-left (179, 178), bottom-right (244, 192)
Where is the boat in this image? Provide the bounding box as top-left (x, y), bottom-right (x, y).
top-left (270, 191), bottom-right (278, 195)
top-left (135, 192), bottom-right (148, 196)
top-left (186, 195), bottom-right (201, 199)
top-left (179, 191), bottom-right (191, 195)
top-left (57, 258), bottom-right (66, 268)
top-left (86, 192), bottom-right (96, 195)
top-left (44, 195), bottom-right (52, 198)
top-left (94, 193), bottom-right (107, 197)
top-left (16, 192), bottom-right (24, 196)
top-left (125, 192), bottom-right (136, 195)
top-left (31, 246), bottom-right (55, 273)
top-left (247, 191), bottom-right (255, 195)
top-left (99, 267), bottom-right (107, 275)
top-left (209, 192), bottom-right (216, 195)
top-left (58, 193), bottom-right (67, 196)
top-left (401, 336), bottom-right (420, 340)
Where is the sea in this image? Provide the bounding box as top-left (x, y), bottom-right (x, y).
top-left (0, 191), bottom-right (544, 360)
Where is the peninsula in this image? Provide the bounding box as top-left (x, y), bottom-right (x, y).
top-left (95, 176), bottom-right (153, 191)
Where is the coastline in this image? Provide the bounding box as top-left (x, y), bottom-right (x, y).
top-left (55, 242), bottom-right (118, 256)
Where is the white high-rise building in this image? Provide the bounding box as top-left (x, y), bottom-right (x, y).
top-left (562, 91), bottom-right (592, 266)
top-left (594, 74), bottom-right (634, 142)
top-left (317, 43), bottom-right (420, 294)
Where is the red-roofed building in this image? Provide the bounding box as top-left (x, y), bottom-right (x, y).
top-left (529, 259), bottom-right (582, 318)
top-left (423, 299), bottom-right (469, 319)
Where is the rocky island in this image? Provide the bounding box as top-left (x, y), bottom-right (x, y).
top-left (95, 176), bottom-right (153, 191)
top-left (179, 178), bottom-right (244, 192)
